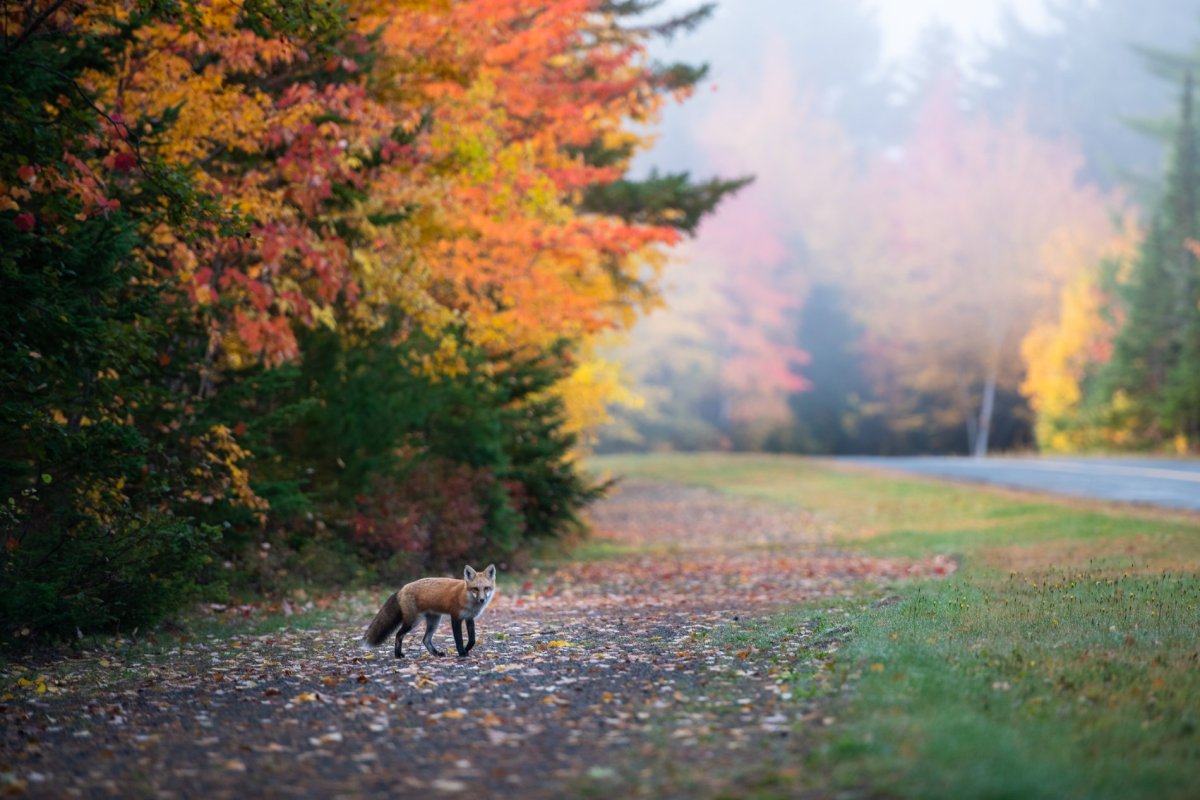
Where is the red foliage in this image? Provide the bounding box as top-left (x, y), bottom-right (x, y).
top-left (351, 460), bottom-right (499, 570)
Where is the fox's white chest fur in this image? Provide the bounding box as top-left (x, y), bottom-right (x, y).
top-left (460, 590), bottom-right (494, 620)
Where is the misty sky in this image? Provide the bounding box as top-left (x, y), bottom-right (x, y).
top-left (872, 0), bottom-right (1048, 57)
top-left (639, 0), bottom-right (1056, 177)
top-left (654, 0), bottom-right (1050, 60)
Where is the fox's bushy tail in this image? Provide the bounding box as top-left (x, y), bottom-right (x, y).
top-left (363, 592), bottom-right (404, 646)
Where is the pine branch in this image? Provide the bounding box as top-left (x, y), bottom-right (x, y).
top-left (601, 1), bottom-right (716, 42)
top-left (581, 171), bottom-right (753, 235)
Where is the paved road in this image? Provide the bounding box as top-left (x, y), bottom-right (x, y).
top-left (837, 456), bottom-right (1200, 512)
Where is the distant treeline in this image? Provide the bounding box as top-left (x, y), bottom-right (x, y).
top-left (602, 0), bottom-right (1200, 457)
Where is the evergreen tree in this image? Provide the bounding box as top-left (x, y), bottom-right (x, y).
top-left (581, 171), bottom-right (753, 236)
top-left (786, 284), bottom-right (873, 454)
top-left (577, 2), bottom-right (750, 235)
top-left (1104, 75), bottom-right (1200, 447)
top-left (0, 5), bottom-right (218, 639)
top-left (224, 322), bottom-right (601, 580)
top-left (0, 1), bottom-right (346, 642)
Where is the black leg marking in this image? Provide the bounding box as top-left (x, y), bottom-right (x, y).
top-left (394, 618), bottom-right (414, 658)
top-left (423, 613), bottom-right (445, 657)
top-left (452, 618), bottom-right (467, 657)
top-left (465, 618), bottom-right (476, 654)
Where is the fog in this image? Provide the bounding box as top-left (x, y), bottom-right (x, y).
top-left (600, 0), bottom-right (1200, 456)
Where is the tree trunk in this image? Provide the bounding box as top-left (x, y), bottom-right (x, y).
top-left (972, 368), bottom-right (998, 457)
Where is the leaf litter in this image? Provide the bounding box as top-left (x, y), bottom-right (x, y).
top-left (0, 479), bottom-right (952, 798)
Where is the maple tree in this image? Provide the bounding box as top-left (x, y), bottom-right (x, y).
top-left (1019, 220), bottom-right (1139, 451)
top-left (848, 77), bottom-right (1121, 455)
top-left (604, 57), bottom-right (1127, 457)
top-left (604, 59), bottom-right (863, 449)
top-left (360, 0), bottom-right (726, 349)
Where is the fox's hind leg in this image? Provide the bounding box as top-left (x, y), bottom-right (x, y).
top-left (393, 615), bottom-right (414, 658)
top-left (393, 617), bottom-right (414, 658)
top-left (422, 613), bottom-right (446, 657)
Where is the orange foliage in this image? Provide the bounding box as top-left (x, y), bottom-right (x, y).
top-left (365, 0), bottom-right (683, 353)
top-left (72, 0), bottom-right (690, 446)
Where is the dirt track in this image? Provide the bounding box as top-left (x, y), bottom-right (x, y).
top-left (1, 480), bottom-right (952, 798)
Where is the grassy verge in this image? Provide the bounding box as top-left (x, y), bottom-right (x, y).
top-left (589, 453), bottom-right (1200, 800)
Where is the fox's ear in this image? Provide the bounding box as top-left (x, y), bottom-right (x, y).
top-left (484, 564), bottom-right (496, 580)
top-left (464, 565), bottom-right (477, 581)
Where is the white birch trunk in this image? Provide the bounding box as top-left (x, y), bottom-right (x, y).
top-left (972, 367), bottom-right (998, 457)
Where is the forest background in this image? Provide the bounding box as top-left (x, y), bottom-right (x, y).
top-left (603, 0), bottom-right (1200, 459)
top-left (4, 0), bottom-right (1200, 646)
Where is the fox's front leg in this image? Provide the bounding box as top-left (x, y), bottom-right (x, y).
top-left (451, 617), bottom-right (469, 657)
top-left (422, 613), bottom-right (446, 657)
top-left (465, 619), bottom-right (476, 655)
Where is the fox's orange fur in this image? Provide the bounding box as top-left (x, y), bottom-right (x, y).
top-left (363, 564), bottom-right (496, 658)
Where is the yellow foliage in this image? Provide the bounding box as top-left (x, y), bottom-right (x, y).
top-left (183, 425), bottom-right (269, 517)
top-left (552, 350), bottom-right (645, 452)
top-left (1019, 217), bottom-right (1141, 451)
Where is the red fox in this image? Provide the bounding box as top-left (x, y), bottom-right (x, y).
top-left (363, 564), bottom-right (497, 658)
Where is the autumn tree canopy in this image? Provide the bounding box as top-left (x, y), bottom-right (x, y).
top-left (0, 0), bottom-right (742, 642)
top-left (853, 77), bottom-right (1121, 456)
top-left (603, 56), bottom-right (1125, 456)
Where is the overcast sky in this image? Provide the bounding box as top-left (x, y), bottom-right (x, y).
top-left (637, 0), bottom-right (1055, 176)
top-left (653, 0), bottom-right (1051, 61)
top-left (872, 0), bottom-right (1048, 58)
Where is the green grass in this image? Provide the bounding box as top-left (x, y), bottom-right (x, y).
top-left (592, 453), bottom-right (1200, 569)
top-left (589, 453), bottom-right (1200, 800)
top-left (831, 572), bottom-right (1200, 800)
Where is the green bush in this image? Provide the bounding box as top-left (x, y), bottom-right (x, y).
top-left (0, 512), bottom-right (216, 642)
top-left (222, 322), bottom-right (603, 579)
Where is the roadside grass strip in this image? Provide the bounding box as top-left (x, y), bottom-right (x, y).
top-left (592, 453), bottom-right (1200, 799)
top-left (827, 571), bottom-right (1200, 800)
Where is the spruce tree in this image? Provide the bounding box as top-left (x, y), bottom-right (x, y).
top-left (786, 284), bottom-right (873, 454)
top-left (576, 2), bottom-right (751, 236)
top-left (1105, 74), bottom-right (1200, 447)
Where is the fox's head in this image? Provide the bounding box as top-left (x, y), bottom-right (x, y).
top-left (463, 563), bottom-right (497, 610)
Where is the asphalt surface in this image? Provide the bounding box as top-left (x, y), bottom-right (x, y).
top-left (837, 456), bottom-right (1200, 512)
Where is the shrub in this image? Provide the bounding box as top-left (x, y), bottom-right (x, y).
top-left (225, 322), bottom-right (601, 578)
